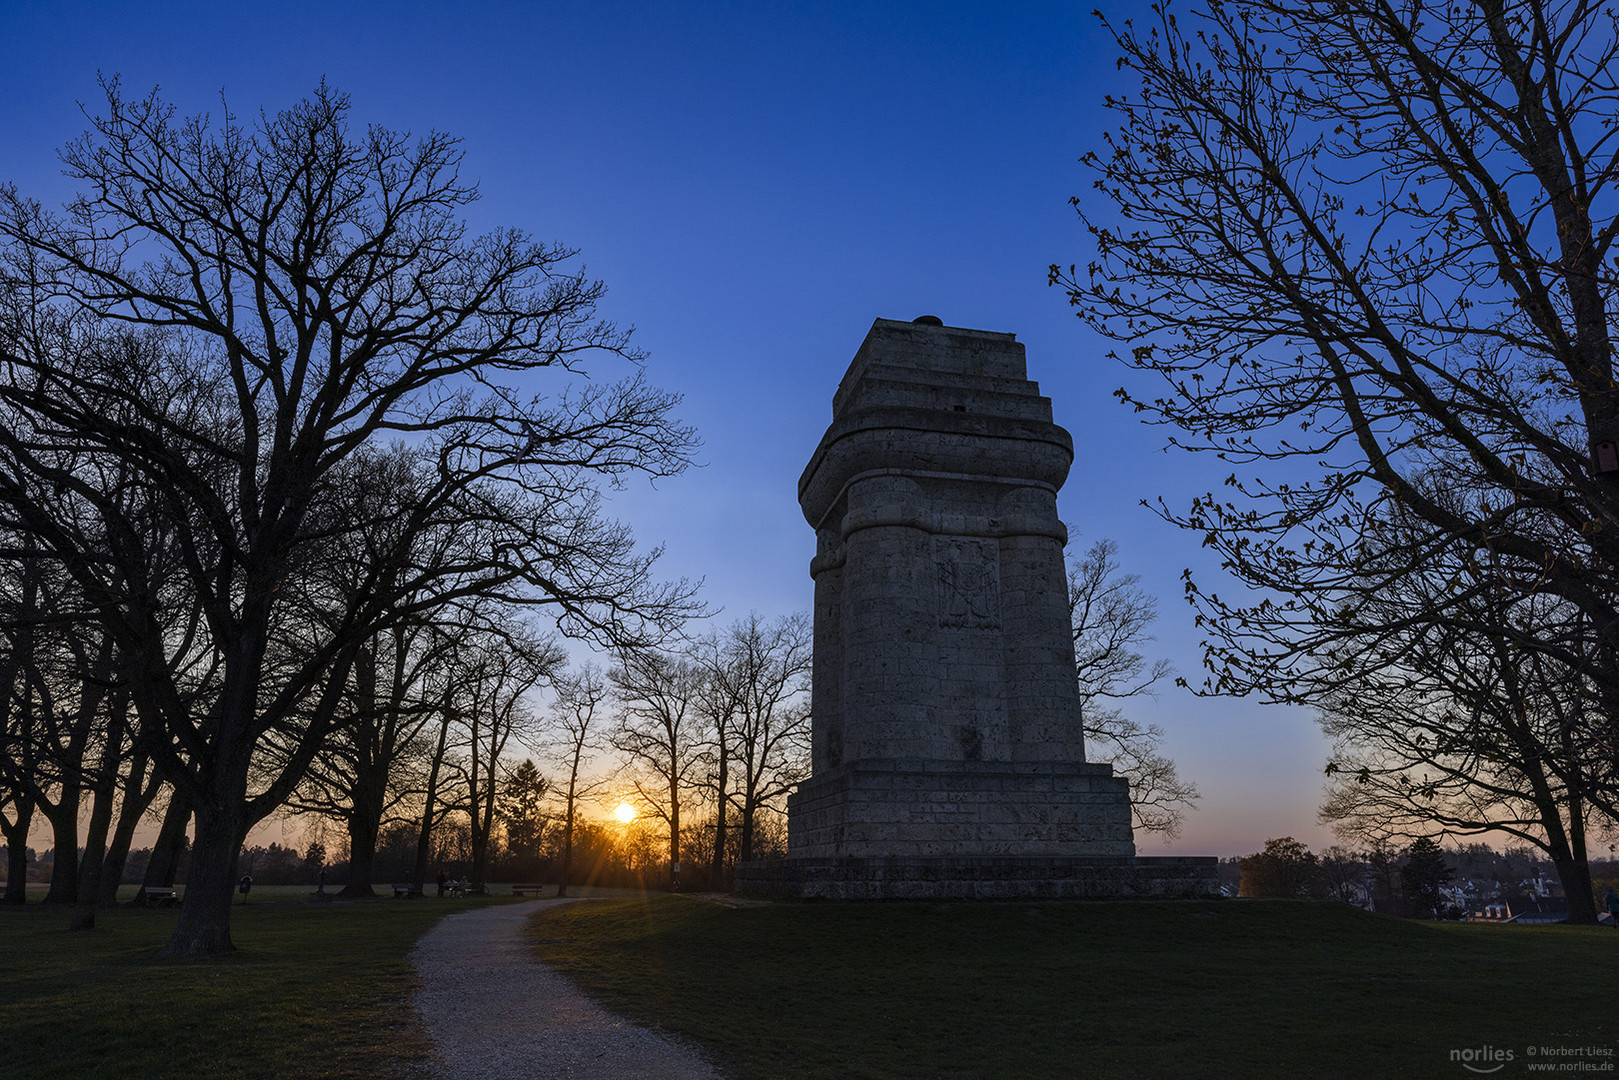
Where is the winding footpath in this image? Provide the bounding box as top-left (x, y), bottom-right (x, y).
top-left (410, 898), bottom-right (724, 1080)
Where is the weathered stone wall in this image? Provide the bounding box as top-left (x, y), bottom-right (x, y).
top-left (737, 855), bottom-right (1222, 901)
top-left (789, 761), bottom-right (1135, 859)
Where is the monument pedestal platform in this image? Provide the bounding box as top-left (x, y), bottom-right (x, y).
top-left (733, 854), bottom-right (1219, 900)
top-left (735, 758), bottom-right (1220, 900)
top-left (787, 759), bottom-right (1138, 859)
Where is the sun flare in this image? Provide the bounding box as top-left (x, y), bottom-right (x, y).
top-left (613, 802), bottom-right (637, 824)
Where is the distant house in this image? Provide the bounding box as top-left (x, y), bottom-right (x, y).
top-left (1533, 875), bottom-right (1565, 899)
top-left (1467, 899), bottom-right (1568, 924)
top-left (1510, 899), bottom-right (1569, 924)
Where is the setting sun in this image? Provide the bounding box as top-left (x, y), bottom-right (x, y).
top-left (613, 802), bottom-right (637, 824)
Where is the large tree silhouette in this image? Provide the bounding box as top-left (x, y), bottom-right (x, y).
top-left (1056, 0), bottom-right (1619, 842)
top-left (0, 80), bottom-right (695, 954)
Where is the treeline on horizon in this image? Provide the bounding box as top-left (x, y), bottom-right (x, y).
top-left (0, 604), bottom-right (814, 906)
top-left (1225, 837), bottom-right (1619, 920)
top-left (4, 801), bottom-right (791, 892)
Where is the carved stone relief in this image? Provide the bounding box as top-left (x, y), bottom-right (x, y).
top-left (935, 536), bottom-right (1000, 629)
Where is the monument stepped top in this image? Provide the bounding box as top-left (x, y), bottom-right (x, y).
top-left (801, 316), bottom-right (1070, 515)
top-left (831, 317), bottom-right (1033, 420)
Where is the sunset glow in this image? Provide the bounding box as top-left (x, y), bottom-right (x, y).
top-left (613, 802), bottom-right (637, 824)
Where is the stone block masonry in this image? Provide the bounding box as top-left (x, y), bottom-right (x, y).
top-left (735, 317), bottom-right (1217, 900)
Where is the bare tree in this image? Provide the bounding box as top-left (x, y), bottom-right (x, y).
top-left (0, 80), bottom-right (696, 954)
top-left (0, 582), bottom-right (121, 908)
top-left (1054, 0), bottom-right (1619, 840)
top-left (68, 678), bottom-right (133, 930)
top-left (706, 613), bottom-right (811, 870)
top-left (408, 662), bottom-right (460, 898)
top-left (545, 664), bottom-right (611, 897)
top-left (1068, 540), bottom-right (1198, 838)
top-left (94, 726), bottom-right (164, 908)
top-left (690, 640), bottom-right (738, 888)
top-left (0, 544), bottom-right (46, 903)
top-left (282, 615), bottom-right (449, 897)
top-left (1310, 504), bottom-right (1610, 921)
top-left (609, 645), bottom-right (708, 887)
top-left (447, 624), bottom-right (560, 886)
top-left (0, 783), bottom-right (30, 903)
top-left (1316, 845), bottom-right (1368, 904)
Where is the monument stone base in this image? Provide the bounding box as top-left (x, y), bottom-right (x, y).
top-left (733, 855), bottom-right (1219, 900)
top-left (787, 759), bottom-right (1138, 859)
top-left (734, 757), bottom-right (1219, 900)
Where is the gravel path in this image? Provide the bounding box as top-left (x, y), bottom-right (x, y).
top-left (410, 898), bottom-right (724, 1080)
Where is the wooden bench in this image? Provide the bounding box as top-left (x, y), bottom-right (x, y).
top-left (392, 884), bottom-right (420, 899)
top-left (511, 884), bottom-right (548, 896)
top-left (141, 886), bottom-right (179, 908)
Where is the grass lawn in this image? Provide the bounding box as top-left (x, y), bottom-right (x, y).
top-left (529, 896), bottom-right (1616, 1080)
top-left (0, 886), bottom-right (525, 1080)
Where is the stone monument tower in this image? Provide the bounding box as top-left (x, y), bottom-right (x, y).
top-left (736, 317), bottom-right (1216, 899)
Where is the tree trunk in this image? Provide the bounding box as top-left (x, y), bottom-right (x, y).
top-left (411, 712), bottom-right (452, 895)
top-left (1556, 854), bottom-right (1598, 924)
top-left (1518, 741), bottom-right (1597, 925)
top-left (142, 786), bottom-right (191, 896)
top-left (160, 623), bottom-right (278, 956)
top-left (70, 771), bottom-right (116, 931)
top-left (467, 720), bottom-right (497, 887)
top-left (339, 777), bottom-right (383, 898)
top-left (41, 786), bottom-right (80, 905)
top-left (470, 819), bottom-right (488, 884)
top-left (472, 775), bottom-right (498, 884)
top-left (557, 811), bottom-right (574, 898)
top-left (739, 797), bottom-right (756, 865)
top-left (162, 788), bottom-right (244, 956)
top-left (42, 634), bottom-right (111, 907)
top-left (710, 743), bottom-right (729, 889)
top-left (2, 794), bottom-right (34, 904)
top-left (1543, 801), bottom-right (1597, 925)
top-left (161, 729), bottom-right (254, 958)
top-left (100, 751), bottom-right (158, 907)
top-left (557, 770), bottom-right (578, 898)
top-left (668, 774), bottom-right (680, 888)
top-left (98, 835), bottom-right (134, 908)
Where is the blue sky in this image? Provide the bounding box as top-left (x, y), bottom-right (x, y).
top-left (0, 0), bottom-right (1337, 856)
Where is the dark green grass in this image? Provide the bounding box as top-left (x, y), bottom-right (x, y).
top-left (529, 896), bottom-right (1616, 1080)
top-left (0, 889), bottom-right (523, 1080)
